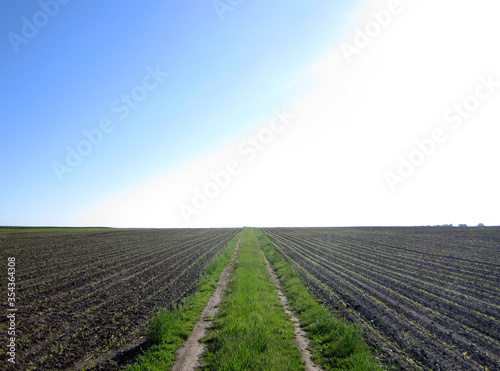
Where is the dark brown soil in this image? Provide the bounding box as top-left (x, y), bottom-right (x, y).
top-left (171, 233), bottom-right (243, 371)
top-left (261, 226), bottom-right (500, 370)
top-left (0, 228), bottom-right (239, 370)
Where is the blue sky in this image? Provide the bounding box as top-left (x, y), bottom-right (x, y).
top-left (1, 1), bottom-right (354, 226)
top-left (2, 0), bottom-right (500, 228)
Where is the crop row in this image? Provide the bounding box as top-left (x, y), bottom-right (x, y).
top-left (261, 227), bottom-right (500, 371)
top-left (0, 228), bottom-right (239, 370)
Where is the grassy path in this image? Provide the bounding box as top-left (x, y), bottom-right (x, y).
top-left (129, 231), bottom-right (244, 370)
top-left (171, 234), bottom-right (244, 370)
top-left (200, 228), bottom-right (305, 370)
top-left (131, 227), bottom-right (381, 370)
top-left (256, 234), bottom-right (321, 371)
top-left (256, 229), bottom-right (382, 370)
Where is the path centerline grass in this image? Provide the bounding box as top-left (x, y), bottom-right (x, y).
top-left (130, 227), bottom-right (381, 370)
top-left (200, 228), bottom-right (305, 370)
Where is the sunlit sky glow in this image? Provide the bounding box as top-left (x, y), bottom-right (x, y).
top-left (1, 0), bottom-right (499, 228)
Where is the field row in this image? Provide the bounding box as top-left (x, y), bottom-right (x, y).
top-left (0, 228), bottom-right (239, 370)
top-left (260, 227), bottom-right (500, 370)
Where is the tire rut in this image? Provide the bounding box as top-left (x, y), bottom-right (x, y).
top-left (257, 237), bottom-right (321, 371)
top-left (171, 234), bottom-right (244, 371)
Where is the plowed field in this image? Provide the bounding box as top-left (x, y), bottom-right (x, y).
top-left (0, 227), bottom-right (239, 370)
top-left (260, 227), bottom-right (500, 370)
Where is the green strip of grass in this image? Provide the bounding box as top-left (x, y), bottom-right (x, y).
top-left (256, 229), bottom-right (382, 371)
top-left (128, 229), bottom-right (244, 370)
top-left (200, 228), bottom-right (304, 370)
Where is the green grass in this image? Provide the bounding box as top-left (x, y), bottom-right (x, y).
top-left (128, 229), bottom-right (244, 370)
top-left (200, 229), bottom-right (304, 370)
top-left (129, 227), bottom-right (383, 370)
top-left (256, 229), bottom-right (383, 371)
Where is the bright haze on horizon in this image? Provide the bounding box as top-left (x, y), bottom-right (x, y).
top-left (1, 0), bottom-right (499, 228)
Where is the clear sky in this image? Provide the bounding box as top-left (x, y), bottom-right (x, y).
top-left (1, 0), bottom-right (499, 228)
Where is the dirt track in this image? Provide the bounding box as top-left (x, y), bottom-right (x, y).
top-left (172, 232), bottom-right (321, 370)
top-left (171, 234), bottom-right (244, 370)
top-left (257, 237), bottom-right (321, 371)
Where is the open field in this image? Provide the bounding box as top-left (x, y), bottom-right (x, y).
top-left (0, 227), bottom-right (239, 370)
top-left (2, 226), bottom-right (499, 370)
top-left (131, 228), bottom-right (379, 370)
top-left (260, 227), bottom-right (500, 370)
top-left (129, 231), bottom-right (244, 370)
